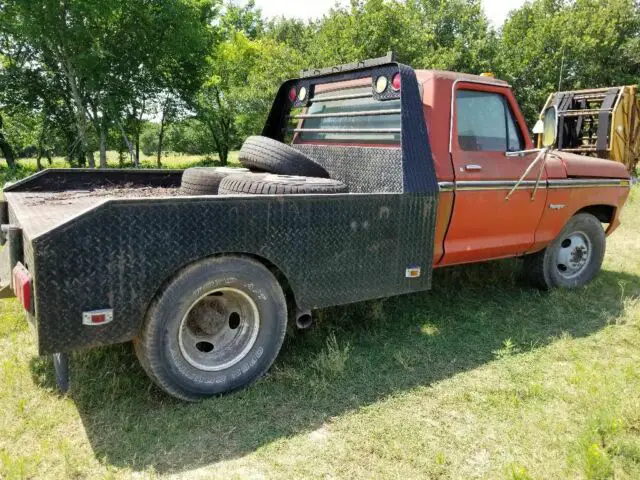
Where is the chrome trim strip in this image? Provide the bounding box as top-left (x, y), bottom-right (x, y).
top-left (456, 180), bottom-right (543, 191)
top-left (437, 178), bottom-right (630, 193)
top-left (548, 179), bottom-right (631, 189)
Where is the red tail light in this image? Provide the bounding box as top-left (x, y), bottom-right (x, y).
top-left (391, 73), bottom-right (401, 91)
top-left (12, 263), bottom-right (32, 313)
top-left (288, 86), bottom-right (297, 102)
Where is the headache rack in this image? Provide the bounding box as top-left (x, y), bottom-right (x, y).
top-left (538, 85), bottom-right (640, 173)
top-left (263, 52), bottom-right (404, 142)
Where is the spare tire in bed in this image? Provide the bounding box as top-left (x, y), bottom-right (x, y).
top-left (219, 173), bottom-right (348, 195)
top-left (180, 167), bottom-right (249, 195)
top-left (238, 136), bottom-right (329, 178)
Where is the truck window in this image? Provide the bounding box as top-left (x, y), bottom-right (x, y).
top-left (298, 86), bottom-right (401, 144)
top-left (456, 90), bottom-right (524, 152)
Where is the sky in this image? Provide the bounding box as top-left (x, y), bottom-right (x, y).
top-left (248, 0), bottom-right (528, 27)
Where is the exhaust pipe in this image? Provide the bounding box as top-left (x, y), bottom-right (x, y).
top-left (295, 310), bottom-right (313, 329)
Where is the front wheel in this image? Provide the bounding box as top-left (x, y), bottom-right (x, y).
top-left (524, 213), bottom-right (606, 289)
top-left (134, 256), bottom-right (287, 401)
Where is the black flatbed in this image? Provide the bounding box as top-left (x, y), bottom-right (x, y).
top-left (5, 186), bottom-right (182, 238)
top-left (0, 60), bottom-right (439, 360)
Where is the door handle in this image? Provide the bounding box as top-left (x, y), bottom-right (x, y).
top-left (465, 164), bottom-right (483, 171)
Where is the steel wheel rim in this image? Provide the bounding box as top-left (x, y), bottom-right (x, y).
top-left (555, 230), bottom-right (592, 279)
top-left (178, 287), bottom-right (260, 372)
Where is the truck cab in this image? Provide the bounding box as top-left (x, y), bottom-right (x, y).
top-left (290, 68), bottom-right (631, 272)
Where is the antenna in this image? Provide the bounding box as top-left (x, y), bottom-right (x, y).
top-left (558, 45), bottom-right (565, 91)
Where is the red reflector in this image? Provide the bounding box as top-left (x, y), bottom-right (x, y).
top-left (391, 73), bottom-right (401, 91)
top-left (288, 86), bottom-right (297, 102)
top-left (91, 314), bottom-right (106, 324)
top-left (12, 263), bottom-right (32, 313)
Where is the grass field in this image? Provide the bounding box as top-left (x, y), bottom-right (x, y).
top-left (0, 173), bottom-right (638, 478)
top-left (0, 151), bottom-right (241, 186)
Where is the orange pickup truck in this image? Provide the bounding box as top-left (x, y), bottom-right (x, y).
top-left (0, 54), bottom-right (632, 400)
top-left (292, 67), bottom-right (632, 289)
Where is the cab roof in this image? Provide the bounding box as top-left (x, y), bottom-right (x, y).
top-left (415, 70), bottom-right (510, 87)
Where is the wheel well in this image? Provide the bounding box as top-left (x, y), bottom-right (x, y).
top-left (240, 253), bottom-right (298, 312)
top-left (576, 204), bottom-right (615, 224)
top-left (143, 252), bottom-right (299, 332)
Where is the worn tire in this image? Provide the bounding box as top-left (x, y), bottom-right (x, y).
top-left (524, 213), bottom-right (605, 289)
top-left (239, 136), bottom-right (329, 178)
top-left (134, 256), bottom-right (287, 401)
top-left (180, 167), bottom-right (249, 195)
top-left (218, 173), bottom-right (348, 195)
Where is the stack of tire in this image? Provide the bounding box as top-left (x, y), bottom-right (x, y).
top-left (179, 136), bottom-right (348, 196)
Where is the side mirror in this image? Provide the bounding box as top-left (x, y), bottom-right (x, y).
top-left (541, 106), bottom-right (558, 148)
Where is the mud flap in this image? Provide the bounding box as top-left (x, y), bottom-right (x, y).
top-left (52, 352), bottom-right (70, 393)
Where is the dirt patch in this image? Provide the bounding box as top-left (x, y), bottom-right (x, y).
top-left (21, 184), bottom-right (183, 206)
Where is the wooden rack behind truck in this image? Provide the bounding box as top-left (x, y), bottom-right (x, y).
top-left (537, 86), bottom-right (639, 174)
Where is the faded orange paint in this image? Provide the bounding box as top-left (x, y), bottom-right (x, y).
top-left (415, 70), bottom-right (631, 267)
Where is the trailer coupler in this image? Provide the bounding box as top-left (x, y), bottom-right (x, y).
top-left (52, 353), bottom-right (69, 393)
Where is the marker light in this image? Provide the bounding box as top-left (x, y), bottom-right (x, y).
top-left (375, 76), bottom-right (388, 94)
top-left (288, 86), bottom-right (297, 102)
top-left (391, 73), bottom-right (401, 91)
top-left (298, 86), bottom-right (307, 101)
top-left (12, 263), bottom-right (32, 313)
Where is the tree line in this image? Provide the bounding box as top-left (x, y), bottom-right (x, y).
top-left (0, 0), bottom-right (638, 168)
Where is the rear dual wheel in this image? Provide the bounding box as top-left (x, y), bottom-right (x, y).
top-left (134, 256), bottom-right (287, 401)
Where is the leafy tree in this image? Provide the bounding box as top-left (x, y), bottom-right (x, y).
top-left (166, 119), bottom-right (214, 155)
top-left (497, 0), bottom-right (640, 124)
top-left (193, 31), bottom-right (302, 164)
top-left (0, 0), bottom-right (215, 167)
top-left (265, 17), bottom-right (314, 53)
top-left (297, 0), bottom-right (496, 72)
top-left (220, 0), bottom-right (265, 40)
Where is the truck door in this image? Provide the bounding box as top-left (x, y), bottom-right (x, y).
top-left (442, 82), bottom-right (547, 265)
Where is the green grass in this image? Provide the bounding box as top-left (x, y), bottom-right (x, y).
top-left (0, 151), bottom-right (241, 186)
top-left (0, 185), bottom-right (639, 479)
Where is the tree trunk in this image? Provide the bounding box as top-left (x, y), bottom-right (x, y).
top-left (0, 133), bottom-right (16, 168)
top-left (36, 124), bottom-right (45, 171)
top-left (90, 103), bottom-right (107, 168)
top-left (157, 106), bottom-right (167, 168)
top-left (61, 59), bottom-right (92, 167)
top-left (118, 146), bottom-right (125, 167)
top-left (99, 126), bottom-right (107, 168)
top-left (0, 113), bottom-right (16, 168)
top-left (136, 99), bottom-right (146, 168)
top-left (135, 136), bottom-right (140, 167)
top-left (207, 122), bottom-right (227, 167)
top-left (116, 118), bottom-right (137, 164)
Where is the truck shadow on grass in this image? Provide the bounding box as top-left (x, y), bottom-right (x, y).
top-left (30, 259), bottom-right (640, 475)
